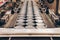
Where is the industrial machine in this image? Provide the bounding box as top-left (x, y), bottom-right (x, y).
top-left (37, 0), bottom-right (60, 26)
top-left (0, 0), bottom-right (60, 39)
top-left (0, 0), bottom-right (22, 26)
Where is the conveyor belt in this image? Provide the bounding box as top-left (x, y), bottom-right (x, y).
top-left (15, 0), bottom-right (47, 29)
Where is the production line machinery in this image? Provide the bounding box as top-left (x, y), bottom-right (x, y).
top-left (0, 0), bottom-right (23, 27)
top-left (0, 0), bottom-right (48, 28)
top-left (37, 0), bottom-right (60, 27)
top-left (14, 0), bottom-right (47, 29)
top-left (0, 0), bottom-right (60, 39)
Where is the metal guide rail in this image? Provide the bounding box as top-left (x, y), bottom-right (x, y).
top-left (15, 0), bottom-right (47, 29)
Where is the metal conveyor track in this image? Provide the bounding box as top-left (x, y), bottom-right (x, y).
top-left (15, 0), bottom-right (47, 29)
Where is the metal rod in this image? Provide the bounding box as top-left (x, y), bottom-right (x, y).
top-left (9, 37), bottom-right (11, 40)
top-left (50, 37), bottom-right (53, 40)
